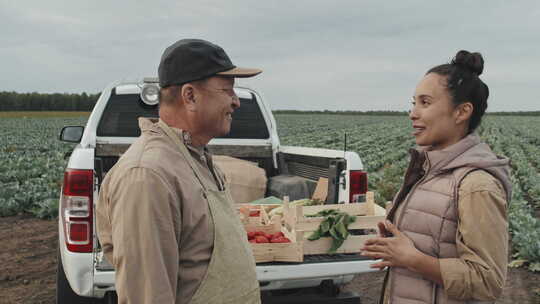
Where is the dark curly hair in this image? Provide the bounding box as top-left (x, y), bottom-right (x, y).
top-left (427, 50), bottom-right (489, 133)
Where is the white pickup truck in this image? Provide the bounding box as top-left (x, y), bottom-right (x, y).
top-left (56, 79), bottom-right (376, 304)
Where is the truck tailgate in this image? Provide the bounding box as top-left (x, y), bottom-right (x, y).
top-left (256, 254), bottom-right (377, 282)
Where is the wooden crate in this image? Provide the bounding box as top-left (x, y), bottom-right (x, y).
top-left (237, 203), bottom-right (281, 226)
top-left (282, 192), bottom-right (386, 255)
top-left (244, 222), bottom-right (303, 263)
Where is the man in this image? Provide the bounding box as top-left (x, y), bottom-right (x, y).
top-left (96, 39), bottom-right (262, 304)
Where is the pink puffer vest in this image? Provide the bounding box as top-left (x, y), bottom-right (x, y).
top-left (383, 134), bottom-right (511, 304)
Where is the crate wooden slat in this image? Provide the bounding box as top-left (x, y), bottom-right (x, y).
top-left (249, 241), bottom-right (303, 263)
top-left (302, 235), bottom-right (374, 255)
top-left (237, 203), bottom-right (279, 226)
top-left (286, 213), bottom-right (385, 232)
top-left (243, 220), bottom-right (282, 234)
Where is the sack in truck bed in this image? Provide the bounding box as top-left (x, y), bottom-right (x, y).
top-left (213, 155), bottom-right (268, 204)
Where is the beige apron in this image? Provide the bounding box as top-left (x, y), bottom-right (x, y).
top-left (158, 121), bottom-right (261, 304)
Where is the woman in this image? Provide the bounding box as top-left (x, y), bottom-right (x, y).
top-left (361, 50), bottom-right (511, 304)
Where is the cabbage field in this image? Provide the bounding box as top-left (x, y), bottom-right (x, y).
top-left (0, 113), bottom-right (539, 270)
top-left (277, 114), bottom-right (540, 271)
top-left (0, 116), bottom-right (82, 219)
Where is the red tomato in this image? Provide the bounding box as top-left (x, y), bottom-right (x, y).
top-left (247, 231), bottom-right (257, 240)
top-left (249, 210), bottom-right (260, 217)
top-left (270, 237), bottom-right (291, 243)
top-left (255, 235), bottom-right (270, 243)
top-left (272, 232), bottom-right (285, 239)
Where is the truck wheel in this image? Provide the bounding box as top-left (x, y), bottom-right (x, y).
top-left (56, 249), bottom-right (100, 304)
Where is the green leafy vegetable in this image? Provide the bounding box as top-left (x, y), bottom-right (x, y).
top-left (307, 209), bottom-right (356, 254)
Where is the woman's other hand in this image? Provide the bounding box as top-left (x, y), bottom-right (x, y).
top-left (361, 220), bottom-right (421, 270)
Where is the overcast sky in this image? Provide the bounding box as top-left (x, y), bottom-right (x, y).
top-left (1, 1), bottom-right (539, 111)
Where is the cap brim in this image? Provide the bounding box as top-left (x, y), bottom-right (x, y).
top-left (216, 67), bottom-right (262, 78)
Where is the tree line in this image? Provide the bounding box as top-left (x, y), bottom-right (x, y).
top-left (272, 110), bottom-right (408, 116)
top-left (0, 91), bottom-right (538, 115)
top-left (272, 110), bottom-right (540, 116)
top-left (0, 91), bottom-right (100, 111)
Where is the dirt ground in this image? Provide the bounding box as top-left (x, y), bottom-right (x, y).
top-left (0, 215), bottom-right (539, 304)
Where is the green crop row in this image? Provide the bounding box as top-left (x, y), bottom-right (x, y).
top-left (278, 114), bottom-right (540, 271)
top-left (0, 116), bottom-right (87, 218)
top-left (0, 114), bottom-right (538, 271)
top-left (480, 118), bottom-right (540, 272)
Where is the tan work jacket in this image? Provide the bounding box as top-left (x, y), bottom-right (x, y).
top-left (96, 118), bottom-right (260, 303)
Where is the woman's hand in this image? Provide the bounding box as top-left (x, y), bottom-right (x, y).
top-left (361, 220), bottom-right (421, 270)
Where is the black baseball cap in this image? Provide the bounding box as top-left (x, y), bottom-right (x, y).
top-left (158, 39), bottom-right (262, 87)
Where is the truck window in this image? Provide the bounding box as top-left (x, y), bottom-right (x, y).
top-left (97, 90), bottom-right (269, 139)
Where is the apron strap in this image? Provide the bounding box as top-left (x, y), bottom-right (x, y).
top-left (157, 120), bottom-right (209, 192)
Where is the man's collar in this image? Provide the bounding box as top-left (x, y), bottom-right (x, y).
top-left (157, 119), bottom-right (210, 157)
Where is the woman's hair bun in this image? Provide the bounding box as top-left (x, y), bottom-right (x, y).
top-left (451, 50), bottom-right (484, 76)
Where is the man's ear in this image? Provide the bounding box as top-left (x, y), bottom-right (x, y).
top-left (455, 102), bottom-right (473, 125)
top-left (181, 84), bottom-right (197, 112)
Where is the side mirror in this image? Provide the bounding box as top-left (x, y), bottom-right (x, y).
top-left (59, 126), bottom-right (84, 143)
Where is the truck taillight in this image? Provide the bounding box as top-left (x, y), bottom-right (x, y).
top-left (61, 169), bottom-right (93, 253)
top-left (349, 170), bottom-right (368, 203)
